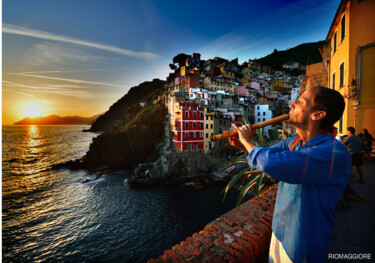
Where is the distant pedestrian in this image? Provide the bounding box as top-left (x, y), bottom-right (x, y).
top-left (327, 126), bottom-right (365, 201)
top-left (359, 128), bottom-right (373, 163)
top-left (343, 127), bottom-right (365, 183)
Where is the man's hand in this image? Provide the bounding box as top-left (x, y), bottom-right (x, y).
top-left (233, 123), bottom-right (256, 154)
top-left (226, 124), bottom-right (249, 154)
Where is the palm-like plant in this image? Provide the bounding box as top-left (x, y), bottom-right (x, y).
top-left (220, 128), bottom-right (280, 206)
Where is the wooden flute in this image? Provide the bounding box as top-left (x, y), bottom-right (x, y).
top-left (210, 114), bottom-right (290, 141)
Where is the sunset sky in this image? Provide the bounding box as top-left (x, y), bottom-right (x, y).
top-left (2, 0), bottom-right (340, 124)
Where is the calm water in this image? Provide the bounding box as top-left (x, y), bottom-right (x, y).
top-left (2, 125), bottom-right (239, 262)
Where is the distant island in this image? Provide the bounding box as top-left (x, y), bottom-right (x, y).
top-left (14, 114), bottom-right (102, 125)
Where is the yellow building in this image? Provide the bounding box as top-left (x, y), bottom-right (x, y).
top-left (326, 0), bottom-right (375, 135)
top-left (272, 79), bottom-right (285, 89)
top-left (204, 111), bottom-right (231, 153)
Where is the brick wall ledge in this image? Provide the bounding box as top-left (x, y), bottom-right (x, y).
top-left (148, 183), bottom-right (278, 263)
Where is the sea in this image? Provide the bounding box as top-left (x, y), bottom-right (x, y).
top-left (2, 125), bottom-right (240, 262)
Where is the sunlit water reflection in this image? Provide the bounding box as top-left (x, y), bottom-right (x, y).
top-left (2, 125), bottom-right (239, 262)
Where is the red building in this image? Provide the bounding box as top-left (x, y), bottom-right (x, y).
top-left (172, 102), bottom-right (205, 152)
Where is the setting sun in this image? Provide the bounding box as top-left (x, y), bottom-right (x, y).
top-left (23, 103), bottom-right (43, 118)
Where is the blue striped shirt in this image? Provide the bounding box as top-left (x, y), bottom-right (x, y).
top-left (248, 134), bottom-right (351, 263)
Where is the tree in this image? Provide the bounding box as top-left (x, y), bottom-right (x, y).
top-left (172, 53), bottom-right (190, 67)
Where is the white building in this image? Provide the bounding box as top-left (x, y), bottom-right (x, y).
top-left (254, 104), bottom-right (273, 137)
top-left (289, 87), bottom-right (300, 104)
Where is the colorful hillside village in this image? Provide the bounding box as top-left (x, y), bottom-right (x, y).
top-left (162, 0), bottom-right (375, 156)
top-left (163, 54), bottom-right (309, 155)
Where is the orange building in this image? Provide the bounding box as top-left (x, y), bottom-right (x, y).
top-left (326, 0), bottom-right (375, 135)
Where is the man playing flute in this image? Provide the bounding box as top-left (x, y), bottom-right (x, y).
top-left (228, 86), bottom-right (350, 263)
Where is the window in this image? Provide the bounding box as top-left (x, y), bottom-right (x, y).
top-left (185, 111), bottom-right (189, 118)
top-left (185, 132), bottom-right (189, 138)
top-left (206, 124), bottom-right (208, 129)
top-left (333, 32), bottom-right (337, 53)
top-left (200, 112), bottom-right (204, 118)
top-left (196, 132), bottom-right (199, 138)
top-left (200, 122), bottom-right (203, 128)
top-left (206, 116), bottom-right (208, 120)
top-left (341, 14), bottom-right (345, 42)
top-left (185, 122), bottom-right (189, 128)
top-left (257, 106), bottom-right (259, 110)
top-left (258, 112), bottom-right (260, 116)
top-left (340, 62), bottom-right (344, 87)
top-left (206, 133), bottom-right (208, 138)
top-left (263, 112), bottom-right (265, 116)
top-left (193, 112), bottom-right (197, 118)
top-left (263, 118), bottom-right (265, 121)
top-left (258, 118), bottom-right (260, 122)
top-left (193, 122), bottom-right (197, 128)
top-left (332, 73), bottom-right (336, 90)
top-left (192, 133), bottom-right (196, 138)
top-left (210, 124), bottom-right (213, 129)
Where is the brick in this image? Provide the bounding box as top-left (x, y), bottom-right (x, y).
top-left (193, 233), bottom-right (214, 248)
top-left (243, 203), bottom-right (265, 216)
top-left (227, 232), bottom-right (250, 248)
top-left (165, 250), bottom-right (185, 263)
top-left (225, 215), bottom-right (245, 227)
top-left (186, 237), bottom-right (201, 249)
top-left (184, 241), bottom-right (202, 259)
top-left (217, 220), bottom-right (236, 233)
top-left (173, 244), bottom-right (192, 259)
top-left (202, 249), bottom-right (226, 263)
top-left (205, 225), bottom-right (223, 238)
top-left (220, 216), bottom-right (236, 227)
top-left (214, 238), bottom-right (244, 262)
top-left (160, 254), bottom-right (173, 263)
top-left (239, 223), bottom-right (265, 254)
top-left (258, 219), bottom-right (272, 236)
top-left (235, 210), bottom-right (257, 222)
top-left (211, 223), bottom-right (221, 231)
top-left (231, 241), bottom-right (252, 263)
top-left (199, 230), bottom-right (211, 239)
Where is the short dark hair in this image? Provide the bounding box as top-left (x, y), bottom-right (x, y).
top-left (311, 86), bottom-right (345, 130)
top-left (347, 127), bottom-right (355, 134)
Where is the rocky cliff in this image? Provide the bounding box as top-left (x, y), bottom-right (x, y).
top-left (89, 79), bottom-right (166, 132)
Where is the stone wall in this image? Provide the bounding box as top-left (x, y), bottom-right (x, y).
top-left (148, 184), bottom-right (278, 262)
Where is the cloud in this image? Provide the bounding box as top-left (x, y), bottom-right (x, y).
top-left (6, 73), bottom-right (125, 87)
top-left (3, 23), bottom-right (161, 60)
top-left (17, 91), bottom-right (35, 98)
top-left (23, 42), bottom-right (103, 66)
top-left (16, 67), bottom-right (130, 74)
top-left (2, 80), bottom-right (97, 98)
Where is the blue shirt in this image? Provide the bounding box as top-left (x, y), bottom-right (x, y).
top-left (247, 134), bottom-right (351, 263)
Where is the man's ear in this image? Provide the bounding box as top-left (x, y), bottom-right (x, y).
top-left (311, 110), bottom-right (326, 121)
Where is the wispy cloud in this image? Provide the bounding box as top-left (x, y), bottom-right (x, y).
top-left (17, 91), bottom-right (34, 98)
top-left (6, 73), bottom-right (125, 87)
top-left (3, 80), bottom-right (96, 98)
top-left (14, 67), bottom-right (130, 74)
top-left (3, 23), bottom-right (161, 60)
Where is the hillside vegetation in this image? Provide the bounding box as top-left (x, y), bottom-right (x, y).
top-left (256, 40), bottom-right (327, 71)
top-left (89, 79), bottom-right (166, 132)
